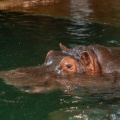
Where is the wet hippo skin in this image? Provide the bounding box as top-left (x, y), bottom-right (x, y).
top-left (0, 44), bottom-right (120, 93)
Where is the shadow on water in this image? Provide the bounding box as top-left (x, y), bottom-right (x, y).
top-left (0, 0), bottom-right (120, 119)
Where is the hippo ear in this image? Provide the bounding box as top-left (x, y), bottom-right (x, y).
top-left (59, 43), bottom-right (70, 51)
top-left (81, 51), bottom-right (93, 66)
top-left (81, 51), bottom-right (101, 74)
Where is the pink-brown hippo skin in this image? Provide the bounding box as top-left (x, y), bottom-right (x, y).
top-left (61, 44), bottom-right (120, 75)
top-left (0, 43), bottom-right (120, 93)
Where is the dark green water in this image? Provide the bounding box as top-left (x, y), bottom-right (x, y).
top-left (0, 10), bottom-right (120, 120)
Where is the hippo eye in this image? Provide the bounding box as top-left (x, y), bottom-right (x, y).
top-left (60, 57), bottom-right (79, 74)
top-left (66, 64), bottom-right (73, 69)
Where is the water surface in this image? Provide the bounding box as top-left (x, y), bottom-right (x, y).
top-left (0, 0), bottom-right (120, 120)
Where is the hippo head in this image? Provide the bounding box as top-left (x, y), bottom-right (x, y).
top-left (43, 43), bottom-right (101, 77)
top-left (44, 50), bottom-right (82, 77)
top-left (0, 43), bottom-right (101, 88)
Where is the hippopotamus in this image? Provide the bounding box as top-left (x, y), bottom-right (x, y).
top-left (0, 44), bottom-right (120, 93)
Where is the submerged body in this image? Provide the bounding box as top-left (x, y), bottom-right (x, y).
top-left (0, 44), bottom-right (120, 93)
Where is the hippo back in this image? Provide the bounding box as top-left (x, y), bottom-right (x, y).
top-left (91, 45), bottom-right (120, 73)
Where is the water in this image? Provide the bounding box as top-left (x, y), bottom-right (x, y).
top-left (0, 0), bottom-right (120, 120)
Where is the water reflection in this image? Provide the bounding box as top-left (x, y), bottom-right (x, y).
top-left (0, 0), bottom-right (71, 17)
top-left (89, 0), bottom-right (120, 24)
top-left (48, 88), bottom-right (120, 120)
top-left (0, 0), bottom-right (120, 25)
top-left (70, 0), bottom-right (93, 19)
top-left (70, 0), bottom-right (120, 25)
